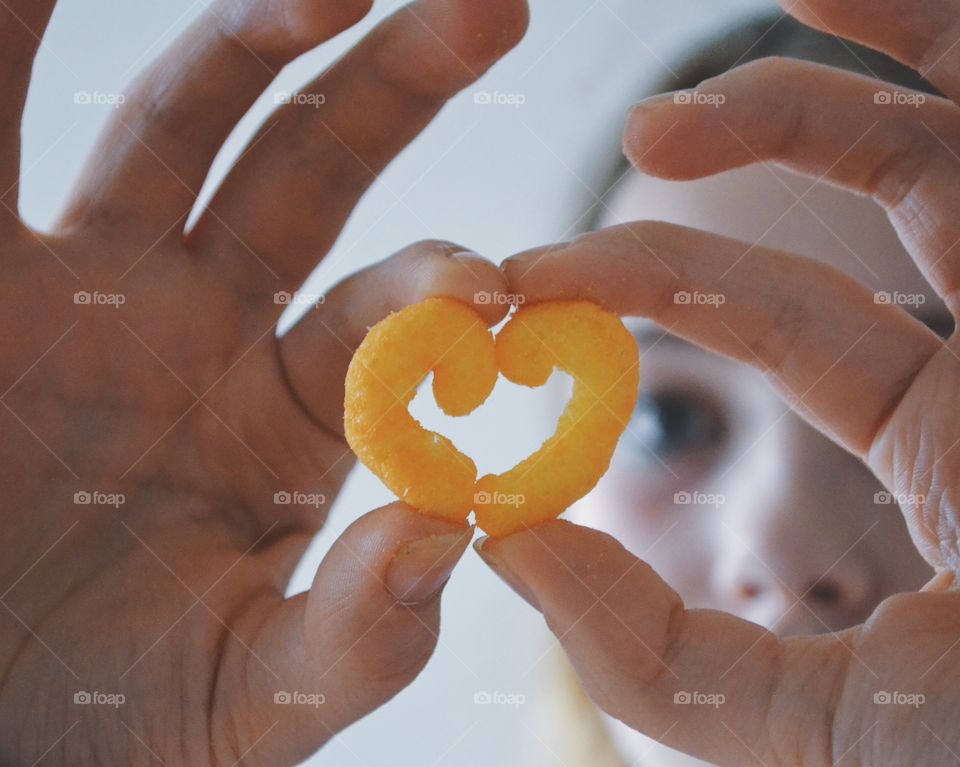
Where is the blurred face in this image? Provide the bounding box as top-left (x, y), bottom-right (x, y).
top-left (574, 164), bottom-right (943, 638)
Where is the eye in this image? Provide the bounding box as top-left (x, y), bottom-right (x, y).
top-left (629, 389), bottom-right (728, 459)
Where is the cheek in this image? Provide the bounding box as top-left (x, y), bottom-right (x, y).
top-left (576, 470), bottom-right (720, 605)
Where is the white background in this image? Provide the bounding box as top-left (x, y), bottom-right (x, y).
top-left (24, 0), bottom-right (773, 763)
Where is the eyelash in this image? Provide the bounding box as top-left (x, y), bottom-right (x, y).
top-left (625, 388), bottom-right (729, 462)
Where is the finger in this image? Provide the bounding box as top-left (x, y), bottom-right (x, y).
top-left (190, 0), bottom-right (529, 291)
top-left (0, 0), bottom-right (58, 221)
top-left (279, 239), bottom-right (511, 438)
top-left (60, 0), bottom-right (373, 235)
top-left (779, 0), bottom-right (960, 103)
top-left (504, 221), bottom-right (941, 457)
top-left (624, 58), bottom-right (960, 309)
top-left (222, 503), bottom-right (471, 765)
top-left (477, 520), bottom-right (843, 767)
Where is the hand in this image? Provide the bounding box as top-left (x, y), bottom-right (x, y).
top-left (0, 1), bottom-right (527, 764)
top-left (482, 2), bottom-right (960, 764)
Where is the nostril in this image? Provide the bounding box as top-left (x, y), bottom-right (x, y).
top-left (738, 582), bottom-right (762, 601)
top-left (807, 579), bottom-right (842, 606)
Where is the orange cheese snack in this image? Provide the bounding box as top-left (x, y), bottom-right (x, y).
top-left (344, 297), bottom-right (639, 537)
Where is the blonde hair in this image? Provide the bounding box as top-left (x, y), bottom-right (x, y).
top-left (535, 647), bottom-right (627, 766)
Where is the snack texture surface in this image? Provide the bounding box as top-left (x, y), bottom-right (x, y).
top-left (344, 297), bottom-right (639, 537)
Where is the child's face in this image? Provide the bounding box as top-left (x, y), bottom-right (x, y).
top-left (575, 164), bottom-right (943, 636)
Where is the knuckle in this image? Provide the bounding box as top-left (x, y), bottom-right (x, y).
top-left (727, 57), bottom-right (810, 155)
top-left (865, 121), bottom-right (952, 213)
top-left (867, 144), bottom-right (931, 210)
top-left (917, 19), bottom-right (960, 83)
top-left (354, 607), bottom-right (438, 689)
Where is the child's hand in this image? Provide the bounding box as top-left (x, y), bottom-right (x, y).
top-left (0, 1), bottom-right (526, 764)
top-left (486, 1), bottom-right (960, 764)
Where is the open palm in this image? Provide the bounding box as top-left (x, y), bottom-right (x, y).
top-left (0, 1), bottom-right (526, 764)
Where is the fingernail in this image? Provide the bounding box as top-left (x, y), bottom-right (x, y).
top-left (629, 92), bottom-right (677, 116)
top-left (386, 529), bottom-right (472, 604)
top-left (501, 253), bottom-right (528, 268)
top-left (503, 243), bottom-right (568, 267)
top-left (474, 537), bottom-right (541, 610)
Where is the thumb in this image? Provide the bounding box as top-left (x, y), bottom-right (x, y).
top-left (476, 520), bottom-right (844, 767)
top-left (219, 503), bottom-right (471, 766)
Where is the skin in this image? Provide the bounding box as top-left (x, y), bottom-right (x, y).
top-left (580, 164), bottom-right (943, 766)
top-left (8, 0), bottom-right (960, 765)
top-left (0, 0), bottom-right (529, 765)
top-left (592, 164), bottom-right (939, 632)
top-left (479, 1), bottom-right (960, 765)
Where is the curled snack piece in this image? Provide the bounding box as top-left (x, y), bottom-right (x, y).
top-left (474, 301), bottom-right (639, 537)
top-left (344, 297), bottom-right (639, 537)
top-left (344, 297), bottom-right (498, 522)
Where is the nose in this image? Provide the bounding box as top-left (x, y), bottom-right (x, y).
top-left (713, 418), bottom-right (879, 634)
top-left (722, 549), bottom-right (872, 634)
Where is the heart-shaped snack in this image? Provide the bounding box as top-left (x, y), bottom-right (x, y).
top-left (344, 297), bottom-right (639, 537)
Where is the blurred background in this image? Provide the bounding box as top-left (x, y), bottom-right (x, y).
top-left (23, 0), bottom-right (774, 763)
